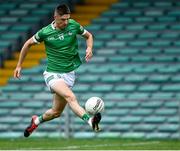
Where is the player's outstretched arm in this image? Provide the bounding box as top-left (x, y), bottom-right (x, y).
top-left (14, 37), bottom-right (36, 79)
top-left (82, 31), bottom-right (93, 62)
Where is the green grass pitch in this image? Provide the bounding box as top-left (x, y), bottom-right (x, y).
top-left (0, 138), bottom-right (180, 150)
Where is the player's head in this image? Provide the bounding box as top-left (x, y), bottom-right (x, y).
top-left (54, 4), bottom-right (71, 29)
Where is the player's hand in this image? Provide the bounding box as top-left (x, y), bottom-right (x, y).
top-left (14, 66), bottom-right (22, 79)
top-left (85, 47), bottom-right (93, 62)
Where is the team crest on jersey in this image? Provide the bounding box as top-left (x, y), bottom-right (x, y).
top-left (58, 34), bottom-right (64, 40)
top-left (68, 32), bottom-right (72, 36)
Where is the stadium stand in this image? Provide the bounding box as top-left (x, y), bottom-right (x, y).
top-left (0, 0), bottom-right (180, 139)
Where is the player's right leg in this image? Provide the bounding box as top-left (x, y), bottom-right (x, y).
top-left (51, 79), bottom-right (102, 132)
top-left (24, 94), bottom-right (67, 137)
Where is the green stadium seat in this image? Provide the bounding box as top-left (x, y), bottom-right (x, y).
top-left (141, 101), bottom-right (163, 108)
top-left (167, 116), bottom-right (179, 123)
top-left (131, 56), bottom-right (152, 62)
top-left (144, 116), bottom-right (166, 123)
top-left (104, 25), bottom-right (123, 32)
top-left (146, 133), bottom-right (170, 139)
top-left (135, 17), bottom-right (154, 23)
top-left (9, 10), bottom-right (29, 16)
top-left (92, 18), bottom-right (110, 24)
top-left (22, 101), bottom-right (44, 108)
top-left (0, 4), bottom-right (17, 10)
top-left (0, 124), bottom-right (9, 131)
top-left (151, 92), bottom-right (174, 99)
top-left (79, 93), bottom-right (103, 101)
top-left (11, 109), bottom-right (33, 116)
top-left (86, 25), bottom-right (102, 31)
top-left (157, 17), bottom-right (176, 22)
top-left (19, 3), bottom-right (39, 9)
top-left (122, 132), bottom-right (145, 139)
top-left (158, 124), bottom-right (178, 132)
top-left (11, 25), bottom-right (31, 33)
top-left (113, 124), bottom-right (131, 131)
top-left (131, 109), bottom-right (153, 116)
top-left (120, 116), bottom-right (142, 123)
top-left (0, 109), bottom-right (9, 116)
top-left (0, 117), bottom-right (21, 124)
top-left (164, 48), bottom-right (180, 55)
top-left (0, 101), bottom-right (20, 108)
top-left (21, 17), bottom-right (42, 24)
top-left (168, 10), bottom-right (180, 16)
top-left (31, 9), bottom-right (50, 16)
top-left (104, 93), bottom-right (126, 100)
top-left (110, 66), bottom-right (132, 73)
top-left (96, 49), bottom-right (117, 56)
top-left (107, 41), bottom-right (126, 48)
top-left (133, 2), bottom-right (150, 7)
top-left (117, 101), bottom-right (139, 108)
top-left (108, 56), bottom-right (129, 63)
top-left (0, 132), bottom-right (22, 138)
top-left (0, 17), bottom-right (19, 23)
top-left (88, 66), bottom-right (109, 74)
top-left (148, 75), bottom-right (169, 83)
top-left (102, 116), bottom-right (117, 124)
top-left (111, 2), bottom-right (129, 9)
top-left (128, 41), bottom-right (148, 47)
top-left (138, 32), bottom-right (158, 39)
top-left (126, 25), bottom-right (145, 31)
top-left (91, 85), bottom-right (113, 92)
top-left (124, 10), bottom-right (142, 16)
top-left (134, 66), bottom-right (155, 73)
top-left (106, 109), bottom-right (129, 116)
top-left (31, 76), bottom-right (44, 83)
top-left (145, 10), bottom-right (163, 17)
top-left (160, 32), bottom-right (179, 39)
top-left (124, 75), bottom-right (146, 83)
top-left (73, 84), bottom-right (90, 92)
top-left (138, 84), bottom-right (160, 92)
top-left (134, 124), bottom-right (156, 132)
top-left (100, 75), bottom-right (123, 83)
top-left (1, 85), bottom-right (20, 92)
top-left (0, 10), bottom-right (6, 16)
top-left (151, 41), bottom-right (171, 47)
top-left (148, 24), bottom-right (167, 30)
top-left (113, 17), bottom-right (133, 23)
top-left (155, 109), bottom-right (177, 115)
top-left (161, 84), bottom-right (180, 92)
top-left (142, 48), bottom-right (162, 54)
top-left (170, 25), bottom-right (180, 30)
top-left (154, 2), bottom-right (172, 7)
top-left (157, 67), bottom-right (178, 74)
top-left (96, 34), bottom-right (113, 41)
top-left (118, 48), bottom-right (139, 55)
top-left (90, 56), bottom-right (106, 63)
top-left (115, 84), bottom-right (136, 92)
top-left (41, 3), bottom-right (57, 9)
top-left (9, 76), bottom-right (31, 84)
top-left (164, 101), bottom-right (179, 108)
top-left (93, 41), bottom-right (104, 49)
top-left (74, 132), bottom-right (95, 138)
top-left (8, 93), bottom-right (33, 100)
top-left (0, 25), bottom-right (10, 32)
top-left (102, 10), bottom-right (119, 17)
top-left (127, 93), bottom-right (149, 99)
top-left (116, 33), bottom-right (136, 40)
top-left (21, 85), bottom-right (43, 92)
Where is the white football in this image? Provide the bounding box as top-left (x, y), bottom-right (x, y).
top-left (85, 97), bottom-right (104, 115)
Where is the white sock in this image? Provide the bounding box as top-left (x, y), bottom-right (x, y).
top-left (34, 117), bottom-right (40, 125)
top-left (88, 117), bottom-right (92, 127)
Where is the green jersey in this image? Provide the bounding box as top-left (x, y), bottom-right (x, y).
top-left (33, 19), bottom-right (86, 73)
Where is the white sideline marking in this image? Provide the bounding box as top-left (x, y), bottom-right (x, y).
top-left (26, 141), bottom-right (160, 150)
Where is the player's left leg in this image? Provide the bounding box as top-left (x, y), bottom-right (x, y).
top-left (24, 94), bottom-right (67, 137)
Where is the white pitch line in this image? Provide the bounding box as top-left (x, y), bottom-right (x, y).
top-left (24, 141), bottom-right (160, 150)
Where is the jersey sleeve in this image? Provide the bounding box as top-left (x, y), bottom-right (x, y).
top-left (33, 28), bottom-right (45, 44)
top-left (76, 22), bottom-right (87, 35)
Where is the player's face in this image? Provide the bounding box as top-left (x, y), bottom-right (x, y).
top-left (54, 14), bottom-right (70, 29)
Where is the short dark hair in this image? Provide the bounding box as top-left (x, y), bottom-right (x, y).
top-left (55, 4), bottom-right (71, 15)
